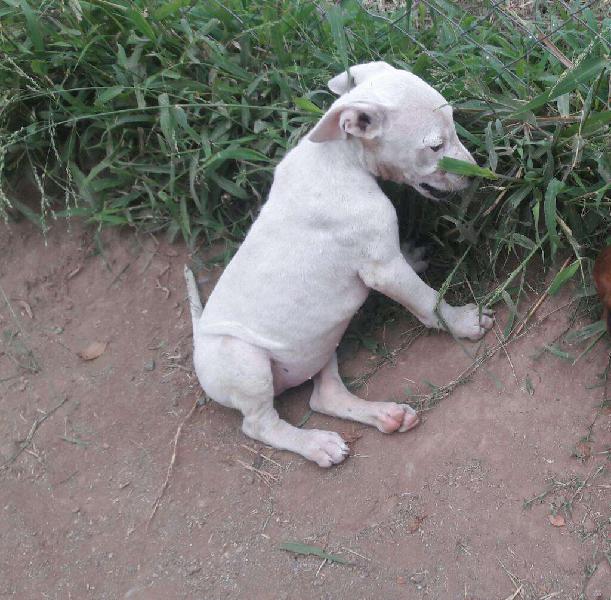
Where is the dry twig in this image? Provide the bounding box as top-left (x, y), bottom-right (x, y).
top-left (240, 444), bottom-right (282, 468)
top-left (147, 400), bottom-right (199, 528)
top-left (502, 585), bottom-right (523, 600)
top-left (494, 321), bottom-right (520, 388)
top-left (0, 397), bottom-right (68, 472)
top-left (236, 459), bottom-right (279, 486)
top-left (511, 257), bottom-right (571, 339)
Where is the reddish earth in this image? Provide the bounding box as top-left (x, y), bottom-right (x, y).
top-left (0, 220), bottom-right (609, 600)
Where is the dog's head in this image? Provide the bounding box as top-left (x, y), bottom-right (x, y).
top-left (309, 62), bottom-right (476, 201)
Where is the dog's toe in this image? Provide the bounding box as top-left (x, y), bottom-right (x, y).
top-left (398, 405), bottom-right (420, 432)
top-left (375, 404), bottom-right (406, 433)
top-left (477, 309), bottom-right (495, 336)
top-left (480, 313), bottom-right (494, 330)
top-left (449, 303), bottom-right (495, 340)
top-left (375, 402), bottom-right (420, 433)
top-left (303, 430), bottom-right (349, 467)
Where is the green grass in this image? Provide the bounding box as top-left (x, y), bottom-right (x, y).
top-left (0, 0), bottom-right (610, 324)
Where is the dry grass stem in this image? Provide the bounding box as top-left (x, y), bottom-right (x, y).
top-left (147, 400), bottom-right (199, 528)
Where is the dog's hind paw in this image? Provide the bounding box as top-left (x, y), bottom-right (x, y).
top-left (300, 429), bottom-right (350, 468)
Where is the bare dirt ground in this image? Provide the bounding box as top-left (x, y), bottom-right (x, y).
top-left (0, 220), bottom-right (609, 600)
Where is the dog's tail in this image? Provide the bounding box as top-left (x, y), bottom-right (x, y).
top-left (184, 265), bottom-right (203, 332)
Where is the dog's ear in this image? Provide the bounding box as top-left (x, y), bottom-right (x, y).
top-left (328, 62), bottom-right (395, 96)
top-left (309, 102), bottom-right (385, 143)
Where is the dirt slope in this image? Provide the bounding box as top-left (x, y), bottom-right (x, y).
top-left (0, 221), bottom-right (609, 600)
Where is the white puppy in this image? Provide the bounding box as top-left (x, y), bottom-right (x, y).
top-left (185, 62), bottom-right (493, 467)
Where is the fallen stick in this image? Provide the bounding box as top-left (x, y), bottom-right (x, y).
top-left (236, 459), bottom-right (278, 487)
top-left (0, 397), bottom-right (68, 472)
top-left (240, 444), bottom-right (282, 468)
top-left (147, 400), bottom-right (199, 529)
top-left (502, 585), bottom-right (523, 600)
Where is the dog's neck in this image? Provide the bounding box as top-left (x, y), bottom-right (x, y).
top-left (304, 136), bottom-right (367, 172)
top-left (303, 137), bottom-right (403, 185)
top-left (359, 138), bottom-right (405, 184)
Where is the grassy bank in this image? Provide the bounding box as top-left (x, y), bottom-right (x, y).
top-left (0, 0), bottom-right (610, 321)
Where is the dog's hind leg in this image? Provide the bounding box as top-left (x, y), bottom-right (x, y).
top-left (400, 241), bottom-right (428, 274)
top-left (309, 354), bottom-right (419, 433)
top-left (195, 335), bottom-right (349, 467)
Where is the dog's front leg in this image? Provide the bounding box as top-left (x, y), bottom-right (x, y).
top-left (360, 255), bottom-right (493, 340)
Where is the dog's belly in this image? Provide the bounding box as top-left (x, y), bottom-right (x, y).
top-left (269, 318), bottom-right (352, 394)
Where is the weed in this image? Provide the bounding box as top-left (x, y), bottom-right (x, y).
top-left (0, 1), bottom-right (609, 318)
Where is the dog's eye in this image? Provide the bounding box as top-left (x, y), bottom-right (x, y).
top-left (430, 143), bottom-right (443, 152)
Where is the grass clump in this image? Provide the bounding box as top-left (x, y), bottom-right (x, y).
top-left (0, 0), bottom-right (610, 313)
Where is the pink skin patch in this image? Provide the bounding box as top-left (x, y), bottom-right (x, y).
top-left (374, 403), bottom-right (420, 433)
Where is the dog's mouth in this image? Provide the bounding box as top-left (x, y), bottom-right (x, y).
top-left (419, 183), bottom-right (453, 201)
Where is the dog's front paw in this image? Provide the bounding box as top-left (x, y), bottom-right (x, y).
top-left (401, 241), bottom-right (428, 274)
top-left (446, 303), bottom-right (494, 341)
top-left (300, 429), bottom-right (350, 468)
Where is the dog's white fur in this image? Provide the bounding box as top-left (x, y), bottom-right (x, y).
top-left (186, 62), bottom-right (493, 467)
